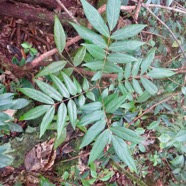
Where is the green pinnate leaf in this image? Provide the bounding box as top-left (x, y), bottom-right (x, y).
top-left (20, 105), bottom-right (51, 120)
top-left (54, 15), bottom-right (66, 53)
top-left (36, 61), bottom-right (67, 77)
top-left (35, 80), bottom-right (62, 101)
top-left (19, 88), bottom-right (54, 104)
top-left (111, 24), bottom-right (147, 40)
top-left (112, 135), bottom-right (137, 172)
top-left (40, 106), bottom-right (55, 137)
top-left (61, 72), bottom-right (77, 95)
top-left (67, 100), bottom-right (77, 129)
top-left (140, 77), bottom-right (158, 95)
top-left (80, 120), bottom-right (106, 148)
top-left (88, 129), bottom-right (110, 164)
top-left (57, 103), bottom-right (67, 139)
top-left (81, 0), bottom-right (110, 37)
top-left (141, 48), bottom-right (156, 74)
top-left (106, 0), bottom-right (121, 31)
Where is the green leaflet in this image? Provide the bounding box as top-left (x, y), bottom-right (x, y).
top-left (20, 105), bottom-right (51, 120)
top-left (106, 0), bottom-right (121, 31)
top-left (10, 99), bottom-right (29, 110)
top-left (147, 68), bottom-right (176, 78)
top-left (86, 91), bottom-right (95, 101)
top-left (132, 59), bottom-right (142, 77)
top-left (35, 80), bottom-right (62, 101)
top-left (61, 72), bottom-right (77, 95)
top-left (50, 75), bottom-right (70, 98)
top-left (82, 44), bottom-right (105, 60)
top-left (80, 102), bottom-right (102, 111)
top-left (107, 53), bottom-right (137, 64)
top-left (111, 126), bottom-right (143, 144)
top-left (140, 77), bottom-right (158, 95)
top-left (124, 63), bottom-right (132, 79)
top-left (111, 24), bottom-right (147, 40)
top-left (19, 88), bottom-right (54, 104)
top-left (73, 46), bottom-right (86, 67)
top-left (80, 120), bottom-right (106, 148)
top-left (78, 110), bottom-right (105, 126)
top-left (175, 130), bottom-right (186, 142)
top-left (132, 79), bottom-right (143, 95)
top-left (81, 0), bottom-right (110, 37)
top-left (54, 15), bottom-right (66, 53)
top-left (57, 103), bottom-right (67, 139)
top-left (36, 61), bottom-right (67, 77)
top-left (82, 78), bottom-right (89, 91)
top-left (88, 129), bottom-right (110, 164)
top-left (40, 106), bottom-right (55, 137)
top-left (78, 95), bottom-right (86, 107)
top-left (71, 23), bottom-right (107, 48)
top-left (109, 40), bottom-right (144, 52)
top-left (141, 48), bottom-right (156, 74)
top-left (105, 95), bottom-right (127, 113)
top-left (91, 71), bottom-right (102, 81)
top-left (137, 90), bottom-right (151, 103)
top-left (83, 61), bottom-right (122, 73)
top-left (67, 100), bottom-right (77, 130)
top-left (73, 77), bottom-right (82, 93)
top-left (112, 135), bottom-right (137, 173)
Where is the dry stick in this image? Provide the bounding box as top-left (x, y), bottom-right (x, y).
top-left (143, 4), bottom-right (186, 60)
top-left (126, 92), bottom-right (179, 127)
top-left (134, 0), bottom-right (143, 22)
top-left (55, 0), bottom-right (79, 25)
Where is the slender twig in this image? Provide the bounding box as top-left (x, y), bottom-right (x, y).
top-left (142, 4), bottom-right (186, 60)
top-left (134, 0), bottom-right (143, 21)
top-left (126, 92), bottom-right (179, 127)
top-left (55, 0), bottom-right (79, 25)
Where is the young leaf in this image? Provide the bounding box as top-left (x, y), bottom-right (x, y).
top-left (19, 88), bottom-right (54, 104)
top-left (67, 100), bottom-right (77, 129)
top-left (106, 0), bottom-right (121, 31)
top-left (82, 44), bottom-right (105, 60)
top-left (111, 24), bottom-right (147, 40)
top-left (20, 105), bottom-right (51, 120)
top-left (105, 95), bottom-right (127, 113)
top-left (132, 79), bottom-right (143, 95)
top-left (88, 129), bottom-right (110, 164)
top-left (61, 72), bottom-right (77, 95)
top-left (111, 126), bottom-right (143, 144)
top-left (50, 75), bottom-right (70, 98)
top-left (36, 61), bottom-right (67, 77)
top-left (73, 47), bottom-right (86, 66)
top-left (108, 53), bottom-right (137, 64)
top-left (140, 77), bottom-right (158, 95)
top-left (71, 23), bottom-right (107, 48)
top-left (81, 102), bottom-right (102, 111)
top-left (40, 106), bottom-right (55, 137)
top-left (80, 120), bottom-right (106, 148)
top-left (109, 40), bottom-right (144, 52)
top-left (147, 68), bottom-right (176, 78)
top-left (81, 0), bottom-right (110, 37)
top-left (78, 110), bottom-right (105, 126)
top-left (82, 78), bottom-right (89, 91)
top-left (141, 48), bottom-right (156, 74)
top-left (57, 103), bottom-right (67, 139)
top-left (35, 80), bottom-right (62, 101)
top-left (54, 15), bottom-right (66, 53)
top-left (112, 135), bottom-right (137, 172)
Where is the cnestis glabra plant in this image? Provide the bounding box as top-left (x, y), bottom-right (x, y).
top-left (19, 0), bottom-right (177, 173)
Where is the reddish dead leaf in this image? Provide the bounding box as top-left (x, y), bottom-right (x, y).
top-left (24, 138), bottom-right (56, 171)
